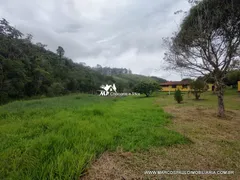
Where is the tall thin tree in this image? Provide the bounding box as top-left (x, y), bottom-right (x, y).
top-left (56, 46), bottom-right (65, 59)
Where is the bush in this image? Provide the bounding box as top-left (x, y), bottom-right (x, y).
top-left (134, 81), bottom-right (161, 97)
top-left (190, 79), bottom-right (208, 100)
top-left (174, 89), bottom-right (183, 103)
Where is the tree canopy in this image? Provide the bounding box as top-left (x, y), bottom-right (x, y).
top-left (56, 46), bottom-right (65, 59)
top-left (134, 81), bottom-right (160, 97)
top-left (164, 0), bottom-right (240, 117)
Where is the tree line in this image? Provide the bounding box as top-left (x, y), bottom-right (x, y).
top-left (0, 18), bottom-right (168, 104)
top-left (92, 64), bottom-right (132, 76)
top-left (0, 18), bottom-right (139, 104)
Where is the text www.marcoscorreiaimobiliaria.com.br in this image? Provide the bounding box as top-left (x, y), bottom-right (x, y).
top-left (144, 170), bottom-right (235, 175)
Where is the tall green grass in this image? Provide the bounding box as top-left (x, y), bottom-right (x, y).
top-left (0, 94), bottom-right (189, 179)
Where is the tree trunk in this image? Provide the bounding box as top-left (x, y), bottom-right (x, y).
top-left (195, 93), bottom-right (200, 100)
top-left (216, 82), bottom-right (225, 117)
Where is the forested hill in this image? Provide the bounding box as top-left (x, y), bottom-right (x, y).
top-left (0, 18), bottom-right (166, 104)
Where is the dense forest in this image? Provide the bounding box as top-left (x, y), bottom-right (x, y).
top-left (0, 18), bottom-right (166, 104)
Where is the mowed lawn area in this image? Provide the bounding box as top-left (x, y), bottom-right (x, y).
top-left (0, 94), bottom-right (189, 180)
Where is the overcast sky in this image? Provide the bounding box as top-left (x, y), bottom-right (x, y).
top-left (0, 0), bottom-right (191, 80)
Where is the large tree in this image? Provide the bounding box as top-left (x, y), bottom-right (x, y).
top-left (164, 0), bottom-right (240, 117)
top-left (0, 18), bottom-right (23, 39)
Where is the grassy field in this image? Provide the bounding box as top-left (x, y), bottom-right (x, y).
top-left (84, 90), bottom-right (240, 180)
top-left (0, 94), bottom-right (190, 180)
top-left (155, 89), bottom-right (240, 110)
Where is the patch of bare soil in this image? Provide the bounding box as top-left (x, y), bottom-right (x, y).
top-left (82, 106), bottom-right (240, 180)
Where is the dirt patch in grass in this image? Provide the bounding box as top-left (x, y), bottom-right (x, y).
top-left (82, 106), bottom-right (240, 180)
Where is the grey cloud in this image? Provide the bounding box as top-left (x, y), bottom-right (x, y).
top-left (55, 23), bottom-right (83, 33)
top-left (0, 0), bottom-right (190, 80)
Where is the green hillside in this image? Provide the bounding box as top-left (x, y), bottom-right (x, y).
top-left (0, 18), bottom-right (166, 104)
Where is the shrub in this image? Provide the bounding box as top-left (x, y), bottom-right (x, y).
top-left (134, 81), bottom-right (161, 97)
top-left (190, 79), bottom-right (208, 100)
top-left (174, 89), bottom-right (183, 103)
